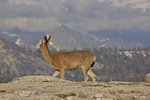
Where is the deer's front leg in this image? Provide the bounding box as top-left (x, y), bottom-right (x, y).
top-left (60, 68), bottom-right (64, 79)
top-left (52, 71), bottom-right (60, 77)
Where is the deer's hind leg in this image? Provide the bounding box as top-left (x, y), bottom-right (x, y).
top-left (82, 66), bottom-right (90, 82)
top-left (88, 69), bottom-right (96, 82)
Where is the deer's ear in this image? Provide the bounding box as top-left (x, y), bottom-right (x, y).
top-left (42, 35), bottom-right (51, 44)
top-left (47, 35), bottom-right (51, 43)
top-left (42, 36), bottom-right (47, 44)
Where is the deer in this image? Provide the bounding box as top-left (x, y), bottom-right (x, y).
top-left (37, 35), bottom-right (96, 82)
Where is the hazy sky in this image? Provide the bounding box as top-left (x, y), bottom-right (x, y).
top-left (0, 0), bottom-right (150, 33)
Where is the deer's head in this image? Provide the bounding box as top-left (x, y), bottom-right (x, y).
top-left (38, 35), bottom-right (51, 53)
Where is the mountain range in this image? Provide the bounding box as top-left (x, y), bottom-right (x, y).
top-left (1, 24), bottom-right (149, 51)
top-left (0, 37), bottom-right (55, 82)
top-left (0, 34), bottom-right (150, 82)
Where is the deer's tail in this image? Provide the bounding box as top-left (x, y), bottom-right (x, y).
top-left (91, 56), bottom-right (96, 67)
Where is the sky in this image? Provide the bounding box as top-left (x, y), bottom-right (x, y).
top-left (0, 0), bottom-right (150, 33)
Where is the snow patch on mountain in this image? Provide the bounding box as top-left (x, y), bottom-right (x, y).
top-left (15, 38), bottom-right (22, 46)
top-left (1, 32), bottom-right (18, 37)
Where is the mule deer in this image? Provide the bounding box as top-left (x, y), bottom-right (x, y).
top-left (38, 35), bottom-right (96, 82)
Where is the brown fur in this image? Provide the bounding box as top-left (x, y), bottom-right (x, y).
top-left (38, 35), bottom-right (96, 82)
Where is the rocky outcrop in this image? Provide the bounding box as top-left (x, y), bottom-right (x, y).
top-left (146, 73), bottom-right (150, 82)
top-left (0, 76), bottom-right (150, 100)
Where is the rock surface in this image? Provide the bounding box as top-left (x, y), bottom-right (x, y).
top-left (0, 76), bottom-right (150, 100)
top-left (146, 73), bottom-right (150, 82)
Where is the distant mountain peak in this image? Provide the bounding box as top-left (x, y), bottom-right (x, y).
top-left (55, 24), bottom-right (75, 33)
top-left (57, 24), bottom-right (68, 28)
top-left (49, 24), bottom-right (99, 50)
top-left (57, 24), bottom-right (64, 28)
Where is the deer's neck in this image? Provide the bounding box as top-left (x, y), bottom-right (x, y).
top-left (42, 46), bottom-right (53, 64)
